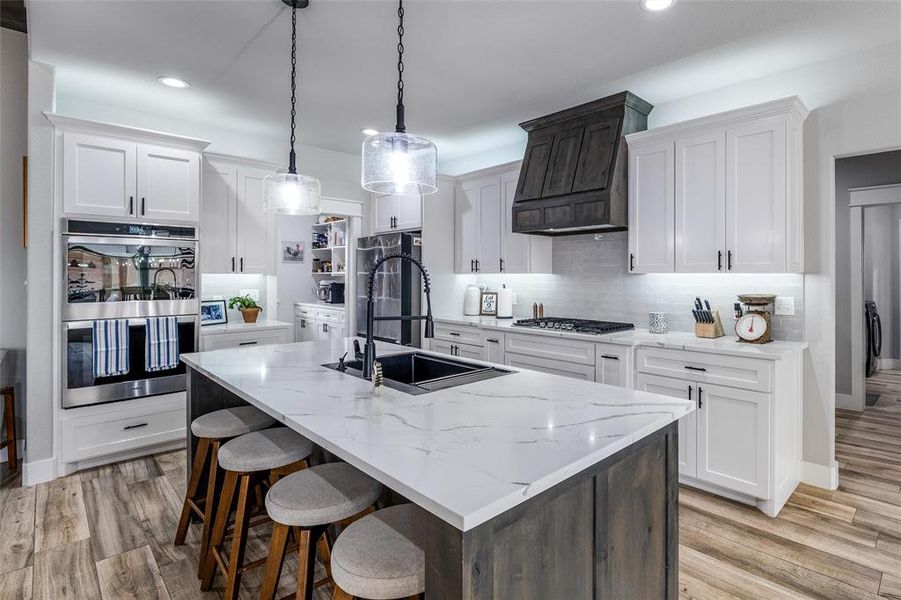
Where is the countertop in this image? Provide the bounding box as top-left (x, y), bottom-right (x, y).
top-left (432, 315), bottom-right (807, 360)
top-left (181, 338), bottom-right (693, 531)
top-left (294, 302), bottom-right (345, 309)
top-left (200, 319), bottom-right (293, 336)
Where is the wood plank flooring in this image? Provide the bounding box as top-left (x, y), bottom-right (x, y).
top-left (1, 369), bottom-right (899, 599)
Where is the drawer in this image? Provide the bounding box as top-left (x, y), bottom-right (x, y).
top-left (61, 393), bottom-right (185, 462)
top-left (202, 329), bottom-right (290, 351)
top-left (315, 308), bottom-right (346, 323)
top-left (433, 322), bottom-right (483, 347)
top-left (430, 339), bottom-right (484, 360)
top-left (504, 352), bottom-right (595, 381)
top-left (504, 332), bottom-right (595, 365)
top-left (634, 347), bottom-right (772, 393)
top-left (295, 304), bottom-right (315, 318)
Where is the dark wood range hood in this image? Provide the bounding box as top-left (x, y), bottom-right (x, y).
top-left (511, 91), bottom-right (652, 235)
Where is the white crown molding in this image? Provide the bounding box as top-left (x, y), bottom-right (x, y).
top-left (44, 112), bottom-right (211, 151)
top-left (625, 96), bottom-right (809, 146)
top-left (454, 160), bottom-right (522, 182)
top-left (203, 151), bottom-right (285, 172)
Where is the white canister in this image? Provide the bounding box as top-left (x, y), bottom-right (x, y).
top-left (497, 285), bottom-right (514, 319)
top-left (463, 284), bottom-right (484, 316)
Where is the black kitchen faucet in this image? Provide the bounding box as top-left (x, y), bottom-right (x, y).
top-left (362, 253), bottom-right (434, 379)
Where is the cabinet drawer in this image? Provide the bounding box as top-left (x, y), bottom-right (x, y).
top-left (202, 329), bottom-right (289, 351)
top-left (635, 347), bottom-right (771, 392)
top-left (504, 352), bottom-right (595, 381)
top-left (61, 394), bottom-right (185, 462)
top-left (433, 322), bottom-right (483, 347)
top-left (315, 308), bottom-right (345, 323)
top-left (295, 305), bottom-right (315, 318)
top-left (504, 332), bottom-right (595, 365)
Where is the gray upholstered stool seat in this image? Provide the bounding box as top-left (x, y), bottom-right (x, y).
top-left (331, 504), bottom-right (426, 599)
top-left (190, 405), bottom-right (275, 439)
top-left (218, 427), bottom-right (313, 472)
top-left (266, 462), bottom-right (383, 527)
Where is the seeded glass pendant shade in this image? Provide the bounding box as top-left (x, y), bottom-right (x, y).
top-left (361, 0), bottom-right (438, 195)
top-left (264, 0), bottom-right (321, 215)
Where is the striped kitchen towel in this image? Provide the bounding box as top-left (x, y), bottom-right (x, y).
top-left (92, 319), bottom-right (130, 378)
top-left (145, 317), bottom-right (180, 372)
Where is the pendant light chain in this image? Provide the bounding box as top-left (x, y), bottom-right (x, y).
top-left (288, 3), bottom-right (298, 173)
top-left (395, 0), bottom-right (406, 133)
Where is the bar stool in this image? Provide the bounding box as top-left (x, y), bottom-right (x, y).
top-left (201, 427), bottom-right (314, 600)
top-left (330, 504), bottom-right (426, 600)
top-left (259, 462), bottom-right (384, 600)
top-left (175, 406), bottom-right (276, 572)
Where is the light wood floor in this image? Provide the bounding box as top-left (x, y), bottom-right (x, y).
top-left (2, 371), bottom-right (900, 599)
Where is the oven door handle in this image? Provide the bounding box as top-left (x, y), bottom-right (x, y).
top-left (62, 315), bottom-right (199, 330)
top-left (63, 234), bottom-right (198, 247)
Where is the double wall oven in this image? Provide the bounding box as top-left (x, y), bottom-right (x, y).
top-left (62, 220), bottom-right (199, 408)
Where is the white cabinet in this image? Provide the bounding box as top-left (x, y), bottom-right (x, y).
top-left (372, 193), bottom-right (422, 233)
top-left (505, 352), bottom-right (595, 381)
top-left (294, 303), bottom-right (347, 343)
top-left (53, 116), bottom-right (206, 223)
top-left (201, 155), bottom-right (278, 274)
top-left (200, 326), bottom-right (291, 351)
top-left (295, 316), bottom-right (318, 343)
top-left (626, 97), bottom-right (806, 274)
top-left (482, 331), bottom-right (505, 364)
top-left (636, 373), bottom-right (696, 477)
top-left (595, 342), bottom-right (630, 388)
top-left (455, 166), bottom-right (551, 274)
top-left (504, 332), bottom-right (597, 381)
top-left (628, 140), bottom-right (675, 273)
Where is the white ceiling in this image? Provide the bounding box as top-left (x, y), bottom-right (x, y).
top-left (27, 0), bottom-right (901, 166)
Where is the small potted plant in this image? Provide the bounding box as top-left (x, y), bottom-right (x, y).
top-left (228, 294), bottom-right (263, 324)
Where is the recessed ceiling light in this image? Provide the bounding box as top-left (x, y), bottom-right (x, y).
top-left (361, 128), bottom-right (379, 136)
top-left (157, 76), bottom-right (190, 88)
top-left (640, 0), bottom-right (676, 12)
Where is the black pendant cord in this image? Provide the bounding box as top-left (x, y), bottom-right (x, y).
top-left (394, 0), bottom-right (406, 133)
top-left (288, 3), bottom-right (298, 174)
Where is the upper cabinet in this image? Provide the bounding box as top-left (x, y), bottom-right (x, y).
top-left (625, 97), bottom-right (807, 274)
top-left (50, 114), bottom-right (208, 224)
top-left (371, 192), bottom-right (422, 233)
top-left (201, 154), bottom-right (279, 274)
top-left (455, 165), bottom-right (552, 274)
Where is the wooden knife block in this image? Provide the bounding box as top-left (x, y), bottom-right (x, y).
top-left (695, 310), bottom-right (725, 339)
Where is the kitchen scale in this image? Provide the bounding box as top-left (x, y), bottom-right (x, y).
top-left (735, 294), bottom-right (776, 344)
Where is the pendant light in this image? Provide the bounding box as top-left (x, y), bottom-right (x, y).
top-left (361, 0), bottom-right (438, 195)
top-left (264, 0), bottom-right (321, 215)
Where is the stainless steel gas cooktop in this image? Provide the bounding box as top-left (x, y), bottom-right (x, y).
top-left (512, 317), bottom-right (635, 335)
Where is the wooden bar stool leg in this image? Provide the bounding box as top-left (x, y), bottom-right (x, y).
top-left (259, 522), bottom-right (290, 600)
top-left (317, 530), bottom-right (333, 582)
top-left (223, 473), bottom-right (254, 600)
top-left (296, 525), bottom-right (326, 600)
top-left (200, 469), bottom-right (238, 590)
top-left (175, 436), bottom-right (209, 546)
top-left (332, 587), bottom-right (354, 600)
top-left (196, 439), bottom-right (221, 577)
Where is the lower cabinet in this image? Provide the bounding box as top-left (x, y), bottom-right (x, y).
top-left (595, 342), bottom-right (630, 388)
top-left (294, 303), bottom-right (347, 343)
top-left (504, 352), bottom-right (595, 381)
top-left (201, 327), bottom-right (291, 351)
top-left (431, 339), bottom-right (484, 359)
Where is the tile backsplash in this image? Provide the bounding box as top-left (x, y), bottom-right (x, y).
top-left (201, 274), bottom-right (276, 323)
top-left (474, 232), bottom-right (805, 341)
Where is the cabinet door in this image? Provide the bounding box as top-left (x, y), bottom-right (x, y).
top-left (516, 130), bottom-right (554, 201)
top-left (372, 194), bottom-right (399, 233)
top-left (326, 322), bottom-right (346, 341)
top-left (595, 343), bottom-right (630, 388)
top-left (430, 339), bottom-right (456, 357)
top-left (394, 193), bottom-right (422, 231)
top-left (725, 118), bottom-right (787, 273)
top-left (454, 182), bottom-right (480, 273)
top-left (635, 373), bottom-right (696, 478)
top-left (62, 132), bottom-right (136, 218)
top-left (572, 117), bottom-right (620, 193)
top-left (295, 317), bottom-right (318, 342)
top-left (541, 124), bottom-right (585, 197)
top-left (201, 161), bottom-right (238, 273)
top-left (236, 168), bottom-right (276, 274)
top-left (675, 130), bottom-right (726, 273)
top-left (500, 169), bottom-right (530, 274)
top-left (476, 178), bottom-right (502, 274)
top-left (482, 332), bottom-right (504, 364)
top-left (696, 383), bottom-right (770, 497)
top-left (628, 140), bottom-right (675, 273)
top-left (137, 144), bottom-right (200, 222)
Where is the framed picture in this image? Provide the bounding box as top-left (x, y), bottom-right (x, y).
top-left (200, 300), bottom-right (228, 325)
top-left (282, 240), bottom-right (304, 262)
top-left (480, 291), bottom-right (498, 316)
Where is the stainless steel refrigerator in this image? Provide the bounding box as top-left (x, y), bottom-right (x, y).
top-left (355, 232), bottom-right (422, 347)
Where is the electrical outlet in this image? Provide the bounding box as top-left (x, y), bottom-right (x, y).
top-left (239, 288), bottom-right (260, 302)
top-left (774, 296), bottom-right (795, 316)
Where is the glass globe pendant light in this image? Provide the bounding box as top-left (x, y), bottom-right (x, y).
top-left (264, 0), bottom-right (321, 215)
top-left (361, 0), bottom-right (438, 195)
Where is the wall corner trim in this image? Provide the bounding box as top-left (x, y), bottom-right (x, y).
top-left (801, 459), bottom-right (839, 490)
top-left (22, 456), bottom-right (56, 486)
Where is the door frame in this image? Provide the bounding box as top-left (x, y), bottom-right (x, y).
top-left (848, 184), bottom-right (901, 411)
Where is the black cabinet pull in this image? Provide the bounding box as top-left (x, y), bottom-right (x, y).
top-left (688, 385), bottom-right (693, 401)
top-left (129, 196), bottom-right (134, 215)
top-left (727, 250), bottom-right (733, 271)
top-left (448, 332), bottom-right (461, 337)
top-left (486, 338), bottom-right (499, 343)
top-left (470, 259), bottom-right (475, 272)
top-left (698, 386), bottom-right (704, 408)
top-left (239, 257), bottom-right (244, 272)
top-left (600, 354), bottom-right (619, 360)
top-left (629, 253), bottom-right (635, 271)
top-left (499, 258), bottom-right (505, 272)
top-left (141, 197), bottom-right (146, 216)
top-left (475, 259), bottom-right (480, 272)
top-left (123, 422), bottom-right (148, 431)
top-left (323, 323), bottom-right (329, 333)
top-left (231, 257), bottom-right (236, 272)
top-left (717, 250), bottom-right (723, 271)
top-left (300, 319), bottom-right (306, 327)
top-left (238, 341), bottom-right (258, 346)
top-left (684, 365), bottom-right (707, 372)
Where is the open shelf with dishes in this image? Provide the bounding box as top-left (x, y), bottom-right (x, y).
top-left (311, 218), bottom-right (348, 276)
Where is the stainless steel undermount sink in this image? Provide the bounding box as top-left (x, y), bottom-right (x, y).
top-left (323, 352), bottom-right (511, 395)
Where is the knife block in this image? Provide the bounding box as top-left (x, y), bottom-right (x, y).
top-left (695, 310), bottom-right (725, 339)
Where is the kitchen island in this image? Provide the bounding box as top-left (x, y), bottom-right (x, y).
top-left (181, 338), bottom-right (694, 599)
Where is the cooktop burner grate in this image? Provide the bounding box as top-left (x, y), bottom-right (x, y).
top-left (512, 317), bottom-right (635, 335)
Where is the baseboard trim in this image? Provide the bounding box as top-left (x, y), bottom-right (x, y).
top-left (0, 440), bottom-right (25, 463)
top-left (877, 358), bottom-right (901, 370)
top-left (835, 393), bottom-right (859, 411)
top-left (23, 456), bottom-right (57, 487)
top-left (801, 459), bottom-right (839, 490)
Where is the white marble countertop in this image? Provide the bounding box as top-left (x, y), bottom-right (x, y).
top-left (432, 315), bottom-right (807, 359)
top-left (181, 338), bottom-right (693, 531)
top-left (295, 302), bottom-right (345, 309)
top-left (200, 319), bottom-right (293, 336)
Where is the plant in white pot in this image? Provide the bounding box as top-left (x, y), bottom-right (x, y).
top-left (228, 294), bottom-right (263, 324)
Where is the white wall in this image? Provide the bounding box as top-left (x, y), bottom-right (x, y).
top-left (0, 29), bottom-right (29, 460)
top-left (863, 204), bottom-right (901, 361)
top-left (276, 214), bottom-right (320, 322)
